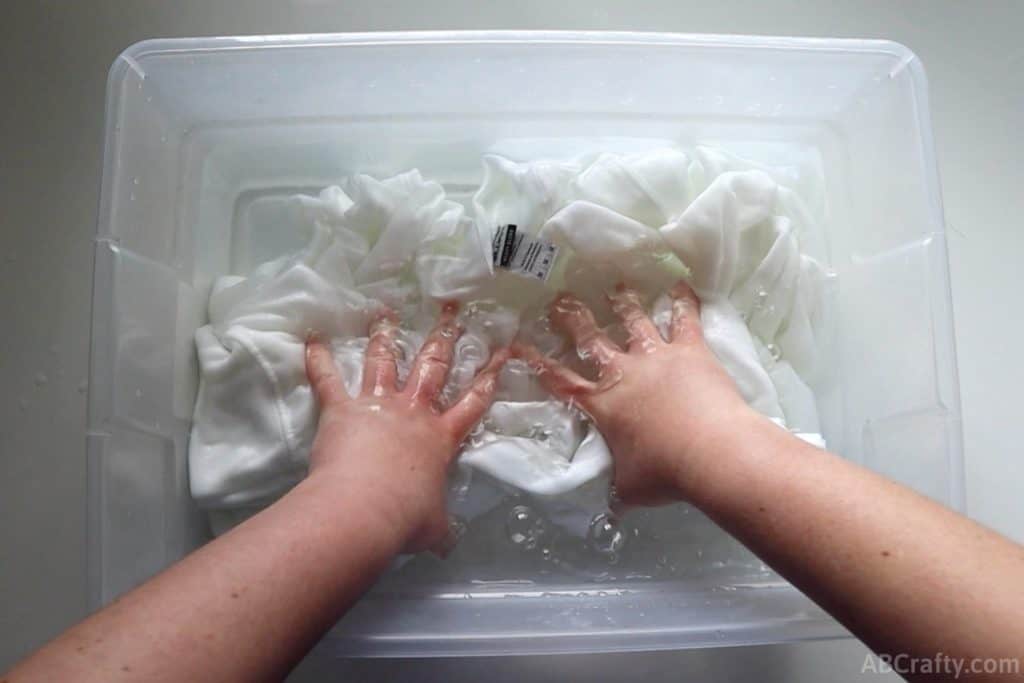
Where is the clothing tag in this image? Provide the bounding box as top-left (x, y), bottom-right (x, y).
top-left (491, 224), bottom-right (559, 282)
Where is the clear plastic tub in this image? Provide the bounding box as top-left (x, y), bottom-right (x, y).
top-left (87, 31), bottom-right (962, 657)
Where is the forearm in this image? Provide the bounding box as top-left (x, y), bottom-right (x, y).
top-left (8, 473), bottom-right (403, 682)
top-left (680, 412), bottom-right (1024, 671)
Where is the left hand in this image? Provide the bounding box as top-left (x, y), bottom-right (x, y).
top-left (304, 302), bottom-right (508, 554)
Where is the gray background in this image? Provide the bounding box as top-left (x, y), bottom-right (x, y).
top-left (2, 1), bottom-right (1021, 680)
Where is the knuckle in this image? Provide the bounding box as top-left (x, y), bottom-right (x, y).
top-left (366, 345), bottom-right (396, 362)
top-left (419, 356), bottom-right (451, 377)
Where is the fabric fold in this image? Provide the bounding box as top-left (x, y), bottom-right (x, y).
top-left (189, 147), bottom-right (832, 539)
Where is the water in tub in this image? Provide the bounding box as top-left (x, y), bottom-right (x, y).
top-left (188, 143), bottom-right (837, 594)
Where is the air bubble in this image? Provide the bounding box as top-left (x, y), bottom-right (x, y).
top-left (506, 505), bottom-right (546, 550)
top-left (752, 289), bottom-right (769, 313)
top-left (524, 422), bottom-right (551, 442)
top-left (463, 420), bottom-right (491, 450)
top-left (587, 512), bottom-right (627, 556)
top-left (450, 466), bottom-right (473, 502)
top-left (448, 516), bottom-right (468, 544)
top-left (608, 484), bottom-right (622, 511)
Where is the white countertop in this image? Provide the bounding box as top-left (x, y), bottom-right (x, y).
top-left (2, 1), bottom-right (1021, 680)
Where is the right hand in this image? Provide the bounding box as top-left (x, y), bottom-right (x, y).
top-left (514, 281), bottom-right (760, 507)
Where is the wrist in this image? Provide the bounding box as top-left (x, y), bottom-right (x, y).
top-left (669, 407), bottom-right (780, 502)
top-left (290, 470), bottom-right (409, 560)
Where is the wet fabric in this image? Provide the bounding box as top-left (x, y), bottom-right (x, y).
top-left (190, 148), bottom-right (831, 537)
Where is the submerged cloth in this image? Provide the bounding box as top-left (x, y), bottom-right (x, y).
top-left (190, 148), bottom-right (831, 536)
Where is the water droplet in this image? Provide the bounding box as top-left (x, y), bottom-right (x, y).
top-left (18, 398), bottom-right (28, 411)
top-left (540, 546), bottom-right (553, 561)
top-left (135, 389), bottom-right (143, 399)
top-left (767, 343), bottom-right (781, 362)
top-left (506, 505), bottom-right (546, 550)
top-left (132, 177), bottom-right (139, 186)
top-left (77, 380), bottom-right (88, 394)
top-left (34, 372), bottom-right (48, 387)
top-left (588, 512), bottom-right (627, 556)
top-left (129, 192), bottom-right (136, 201)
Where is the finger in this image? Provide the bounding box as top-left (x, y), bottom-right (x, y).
top-left (548, 293), bottom-right (621, 366)
top-left (362, 309), bottom-right (400, 397)
top-left (669, 280), bottom-right (704, 344)
top-left (608, 283), bottom-right (664, 352)
top-left (305, 338), bottom-right (348, 408)
top-left (511, 341), bottom-right (597, 404)
top-left (407, 301), bottom-right (462, 406)
top-left (442, 347), bottom-right (510, 443)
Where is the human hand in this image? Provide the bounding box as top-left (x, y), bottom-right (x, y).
top-left (304, 303), bottom-right (508, 553)
top-left (514, 281), bottom-right (758, 507)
